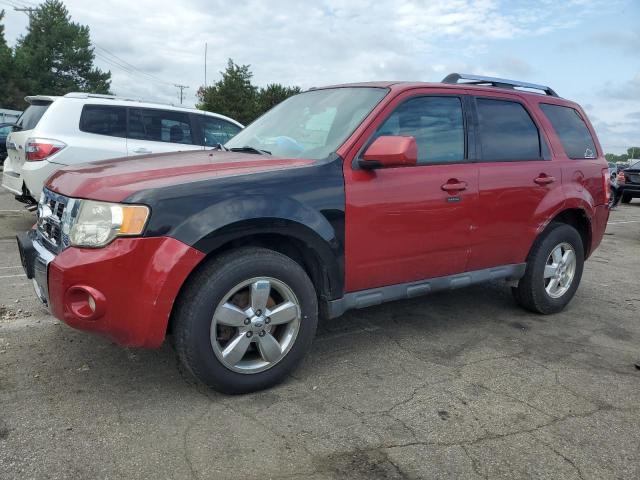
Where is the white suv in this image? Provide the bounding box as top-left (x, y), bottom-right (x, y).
top-left (2, 93), bottom-right (243, 203)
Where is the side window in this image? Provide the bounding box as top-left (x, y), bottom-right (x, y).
top-left (476, 98), bottom-right (541, 161)
top-left (79, 105), bottom-right (127, 137)
top-left (128, 108), bottom-right (193, 145)
top-left (200, 116), bottom-right (242, 146)
top-left (373, 96), bottom-right (465, 164)
top-left (539, 104), bottom-right (596, 159)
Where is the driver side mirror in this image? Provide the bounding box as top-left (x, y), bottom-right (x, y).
top-left (358, 135), bottom-right (418, 170)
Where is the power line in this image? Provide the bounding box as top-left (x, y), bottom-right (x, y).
top-left (93, 52), bottom-right (174, 89)
top-left (4, 0), bottom-right (190, 102)
top-left (93, 44), bottom-right (175, 87)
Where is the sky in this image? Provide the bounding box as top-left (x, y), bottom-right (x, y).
top-left (1, 0), bottom-right (639, 154)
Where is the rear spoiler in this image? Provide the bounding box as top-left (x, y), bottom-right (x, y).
top-left (25, 95), bottom-right (59, 104)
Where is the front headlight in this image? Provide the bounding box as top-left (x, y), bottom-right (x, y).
top-left (67, 200), bottom-right (150, 248)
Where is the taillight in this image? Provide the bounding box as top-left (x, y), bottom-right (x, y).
top-left (25, 138), bottom-right (66, 161)
top-left (602, 168), bottom-right (610, 204)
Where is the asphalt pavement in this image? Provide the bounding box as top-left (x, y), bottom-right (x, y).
top-left (1, 183), bottom-right (639, 479)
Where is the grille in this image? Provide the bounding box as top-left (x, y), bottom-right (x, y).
top-left (37, 189), bottom-right (69, 253)
top-left (626, 173), bottom-right (640, 185)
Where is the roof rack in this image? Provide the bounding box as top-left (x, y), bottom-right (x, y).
top-left (441, 73), bottom-right (559, 97)
top-left (63, 92), bottom-right (191, 109)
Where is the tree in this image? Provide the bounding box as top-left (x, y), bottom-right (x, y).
top-left (197, 59), bottom-right (301, 124)
top-left (256, 84), bottom-right (302, 116)
top-left (627, 147), bottom-right (640, 159)
top-left (0, 10), bottom-right (23, 109)
top-left (197, 59), bottom-right (258, 125)
top-left (12, 0), bottom-right (110, 107)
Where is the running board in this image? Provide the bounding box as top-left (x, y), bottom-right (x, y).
top-left (328, 263), bottom-right (526, 318)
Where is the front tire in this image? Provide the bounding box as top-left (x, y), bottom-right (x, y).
top-left (621, 193), bottom-right (632, 204)
top-left (512, 223), bottom-right (584, 314)
top-left (174, 247), bottom-right (318, 394)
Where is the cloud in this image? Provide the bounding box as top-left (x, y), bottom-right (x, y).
top-left (588, 31), bottom-right (640, 54)
top-left (2, 0), bottom-right (635, 156)
top-left (2, 0), bottom-right (603, 107)
top-left (600, 73), bottom-right (640, 102)
top-left (488, 57), bottom-right (534, 77)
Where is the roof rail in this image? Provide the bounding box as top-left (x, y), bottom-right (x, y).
top-left (63, 92), bottom-right (189, 109)
top-left (441, 73), bottom-right (559, 97)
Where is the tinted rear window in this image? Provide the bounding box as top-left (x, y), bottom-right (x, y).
top-left (477, 98), bottom-right (541, 161)
top-left (540, 104), bottom-right (596, 159)
top-left (16, 102), bottom-right (51, 130)
top-left (129, 108), bottom-right (193, 144)
top-left (79, 105), bottom-right (127, 137)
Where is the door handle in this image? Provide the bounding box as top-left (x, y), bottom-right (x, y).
top-left (441, 180), bottom-right (468, 192)
top-left (133, 148), bottom-right (152, 154)
top-left (534, 175), bottom-right (556, 185)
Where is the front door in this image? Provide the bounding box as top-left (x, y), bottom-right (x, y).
top-left (344, 92), bottom-right (479, 292)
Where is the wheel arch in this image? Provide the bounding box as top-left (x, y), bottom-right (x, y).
top-left (166, 218), bottom-right (343, 335)
top-left (536, 207), bottom-right (593, 259)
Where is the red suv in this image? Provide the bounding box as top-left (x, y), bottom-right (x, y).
top-left (18, 74), bottom-right (610, 393)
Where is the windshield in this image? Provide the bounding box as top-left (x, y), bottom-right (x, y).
top-left (225, 87), bottom-right (388, 160)
top-left (16, 101), bottom-right (52, 130)
top-left (630, 160), bottom-right (640, 170)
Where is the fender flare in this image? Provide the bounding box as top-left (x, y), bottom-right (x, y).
top-left (171, 194), bottom-right (344, 298)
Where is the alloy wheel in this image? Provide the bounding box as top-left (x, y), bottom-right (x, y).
top-left (210, 277), bottom-right (301, 374)
top-left (543, 242), bottom-right (577, 299)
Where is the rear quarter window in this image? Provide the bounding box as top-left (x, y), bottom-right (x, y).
top-left (16, 101), bottom-right (52, 130)
top-left (539, 104), bottom-right (597, 159)
top-left (79, 105), bottom-right (127, 137)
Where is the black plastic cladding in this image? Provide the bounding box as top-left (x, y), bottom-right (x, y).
top-left (123, 154), bottom-right (346, 299)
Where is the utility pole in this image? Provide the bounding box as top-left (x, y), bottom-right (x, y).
top-left (174, 84), bottom-right (188, 105)
top-left (14, 6), bottom-right (37, 25)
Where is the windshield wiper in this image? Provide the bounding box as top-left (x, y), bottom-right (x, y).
top-left (229, 146), bottom-right (271, 155)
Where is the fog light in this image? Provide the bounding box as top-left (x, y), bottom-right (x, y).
top-left (65, 286), bottom-right (105, 321)
top-left (88, 294), bottom-right (96, 313)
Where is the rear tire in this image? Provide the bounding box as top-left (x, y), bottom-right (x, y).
top-left (174, 247), bottom-right (318, 394)
top-left (512, 223), bottom-right (584, 314)
top-left (621, 193), bottom-right (632, 204)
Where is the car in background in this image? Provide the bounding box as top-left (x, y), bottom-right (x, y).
top-left (2, 93), bottom-right (243, 204)
top-left (620, 159), bottom-right (640, 203)
top-left (0, 122), bottom-right (13, 164)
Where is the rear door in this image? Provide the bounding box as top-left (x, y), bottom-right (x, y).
top-left (538, 102), bottom-right (607, 207)
top-left (344, 90), bottom-right (479, 292)
top-left (467, 95), bottom-right (563, 271)
top-left (76, 105), bottom-right (128, 160)
top-left (126, 108), bottom-right (201, 156)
